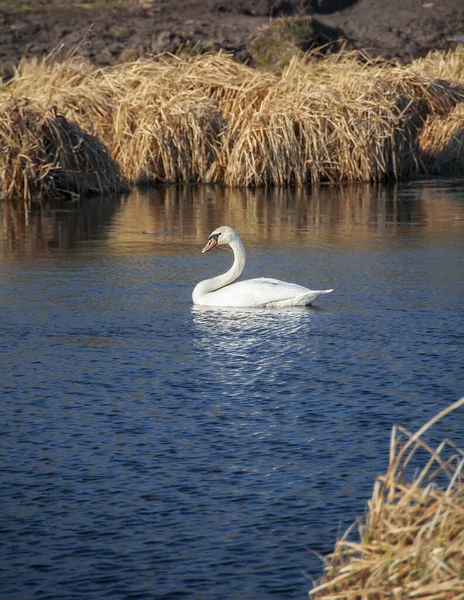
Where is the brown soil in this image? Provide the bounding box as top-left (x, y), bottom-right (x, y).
top-left (0, 0), bottom-right (463, 73)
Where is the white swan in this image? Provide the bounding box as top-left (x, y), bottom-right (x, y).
top-left (192, 226), bottom-right (333, 308)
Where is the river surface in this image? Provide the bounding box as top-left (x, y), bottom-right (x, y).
top-left (1, 180), bottom-right (463, 600)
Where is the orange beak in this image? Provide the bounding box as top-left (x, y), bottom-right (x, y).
top-left (202, 237), bottom-right (218, 254)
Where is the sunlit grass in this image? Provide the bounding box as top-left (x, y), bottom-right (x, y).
top-left (1, 47), bottom-right (464, 199)
top-left (0, 97), bottom-right (128, 200)
top-left (310, 397), bottom-right (464, 600)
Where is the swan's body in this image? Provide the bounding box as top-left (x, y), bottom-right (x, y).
top-left (192, 226), bottom-right (333, 308)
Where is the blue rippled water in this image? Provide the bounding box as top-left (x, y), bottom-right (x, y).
top-left (1, 181), bottom-right (463, 599)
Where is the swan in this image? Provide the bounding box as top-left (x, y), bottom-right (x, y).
top-left (192, 226), bottom-right (333, 308)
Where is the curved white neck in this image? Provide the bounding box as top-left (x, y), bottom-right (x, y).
top-left (193, 236), bottom-right (246, 301)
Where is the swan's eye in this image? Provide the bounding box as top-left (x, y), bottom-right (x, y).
top-left (202, 232), bottom-right (221, 254)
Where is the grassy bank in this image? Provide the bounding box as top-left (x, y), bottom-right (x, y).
top-left (310, 397), bottom-right (464, 600)
top-left (1, 47), bottom-right (464, 200)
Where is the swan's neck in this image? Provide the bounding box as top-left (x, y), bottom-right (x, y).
top-left (193, 237), bottom-right (246, 302)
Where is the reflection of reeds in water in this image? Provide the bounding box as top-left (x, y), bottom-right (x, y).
top-left (107, 180), bottom-right (460, 252)
top-left (2, 48), bottom-right (464, 199)
top-left (419, 182), bottom-right (464, 229)
top-left (0, 194), bottom-right (125, 258)
top-left (1, 182), bottom-right (463, 258)
top-left (311, 397), bottom-right (464, 600)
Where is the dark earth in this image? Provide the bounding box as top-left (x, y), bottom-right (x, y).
top-left (1, 0), bottom-right (464, 74)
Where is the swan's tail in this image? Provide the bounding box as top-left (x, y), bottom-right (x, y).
top-left (267, 288), bottom-right (333, 308)
top-left (298, 288), bottom-right (333, 306)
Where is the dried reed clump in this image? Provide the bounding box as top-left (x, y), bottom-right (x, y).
top-left (310, 397), bottom-right (464, 600)
top-left (418, 103), bottom-right (464, 174)
top-left (280, 51), bottom-right (464, 116)
top-left (4, 56), bottom-right (96, 94)
top-left (224, 55), bottom-right (428, 186)
top-left (0, 98), bottom-right (128, 201)
top-left (2, 56), bottom-right (118, 149)
top-left (2, 49), bottom-right (464, 195)
top-left (223, 51), bottom-right (464, 186)
top-left (409, 46), bottom-right (464, 85)
top-left (3, 55), bottom-right (237, 185)
top-left (106, 53), bottom-right (276, 120)
top-left (223, 99), bottom-right (421, 187)
top-left (111, 89), bottom-right (227, 184)
top-left (101, 58), bottom-right (229, 182)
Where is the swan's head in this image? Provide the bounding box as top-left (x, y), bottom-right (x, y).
top-left (202, 226), bottom-right (237, 253)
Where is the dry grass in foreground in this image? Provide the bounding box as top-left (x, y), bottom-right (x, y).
top-left (310, 397), bottom-right (464, 600)
top-left (1, 47), bottom-right (464, 199)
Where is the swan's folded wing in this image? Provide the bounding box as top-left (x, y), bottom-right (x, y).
top-left (250, 279), bottom-right (332, 307)
top-left (208, 278), bottom-right (323, 307)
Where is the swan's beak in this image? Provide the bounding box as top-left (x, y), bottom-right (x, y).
top-left (202, 237), bottom-right (218, 253)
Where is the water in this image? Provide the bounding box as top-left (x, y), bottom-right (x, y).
top-left (1, 180), bottom-right (463, 600)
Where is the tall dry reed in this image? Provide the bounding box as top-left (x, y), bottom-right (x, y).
top-left (223, 51), bottom-right (461, 186)
top-left (106, 53), bottom-right (276, 118)
top-left (0, 98), bottom-right (128, 201)
top-left (409, 46), bottom-right (464, 173)
top-left (2, 47), bottom-right (464, 196)
top-left (4, 55), bottom-right (230, 185)
top-left (111, 90), bottom-right (226, 184)
top-left (310, 397), bottom-right (464, 600)
top-left (410, 46), bottom-right (464, 85)
top-left (418, 103), bottom-right (464, 174)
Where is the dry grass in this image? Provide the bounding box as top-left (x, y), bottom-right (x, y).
top-left (0, 97), bottom-right (128, 201)
top-left (112, 90), bottom-right (226, 184)
top-left (7, 56), bottom-right (118, 142)
top-left (106, 53), bottom-right (275, 119)
top-left (418, 104), bottom-right (464, 174)
top-left (408, 47), bottom-right (464, 174)
top-left (223, 51), bottom-right (464, 186)
top-left (310, 397), bottom-right (464, 600)
top-left (410, 46), bottom-right (464, 86)
top-left (1, 47), bottom-right (464, 197)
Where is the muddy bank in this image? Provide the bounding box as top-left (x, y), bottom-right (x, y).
top-left (0, 0), bottom-right (463, 72)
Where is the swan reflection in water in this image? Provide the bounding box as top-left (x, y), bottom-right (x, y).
top-left (191, 306), bottom-right (323, 394)
top-left (191, 306), bottom-right (325, 406)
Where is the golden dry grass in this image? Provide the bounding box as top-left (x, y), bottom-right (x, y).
top-left (223, 51), bottom-right (464, 185)
top-left (1, 47), bottom-right (464, 198)
top-left (410, 46), bottom-right (464, 86)
top-left (112, 90), bottom-right (226, 184)
top-left (0, 97), bottom-right (128, 201)
top-left (106, 53), bottom-right (276, 118)
top-left (418, 104), bottom-right (464, 174)
top-left (310, 397), bottom-right (464, 600)
top-left (407, 47), bottom-right (464, 175)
